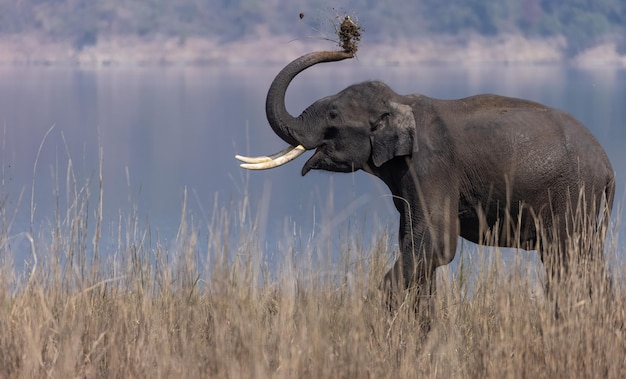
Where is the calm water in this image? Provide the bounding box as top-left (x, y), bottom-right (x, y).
top-left (1, 63), bottom-right (625, 273)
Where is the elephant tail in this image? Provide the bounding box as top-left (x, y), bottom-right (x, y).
top-left (599, 175), bottom-right (616, 249)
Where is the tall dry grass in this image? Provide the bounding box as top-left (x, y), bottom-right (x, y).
top-left (0, 166), bottom-right (624, 378)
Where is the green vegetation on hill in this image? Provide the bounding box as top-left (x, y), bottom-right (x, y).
top-left (0, 0), bottom-right (625, 55)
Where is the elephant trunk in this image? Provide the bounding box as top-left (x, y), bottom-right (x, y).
top-left (265, 51), bottom-right (354, 148)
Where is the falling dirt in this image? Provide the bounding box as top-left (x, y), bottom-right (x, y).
top-left (337, 15), bottom-right (361, 54)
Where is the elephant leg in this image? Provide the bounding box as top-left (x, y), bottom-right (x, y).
top-left (540, 245), bottom-right (565, 320)
top-left (573, 193), bottom-right (613, 299)
top-left (540, 243), bottom-right (567, 298)
top-left (381, 198), bottom-right (458, 325)
top-left (380, 166), bottom-right (459, 327)
top-left (538, 218), bottom-right (569, 302)
top-left (541, 193), bottom-right (609, 301)
top-left (381, 254), bottom-right (437, 335)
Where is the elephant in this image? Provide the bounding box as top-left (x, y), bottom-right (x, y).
top-left (236, 50), bottom-right (615, 313)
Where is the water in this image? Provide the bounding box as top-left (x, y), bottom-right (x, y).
top-left (1, 63), bottom-right (625, 275)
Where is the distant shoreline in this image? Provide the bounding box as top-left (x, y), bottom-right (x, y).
top-left (1, 32), bottom-right (625, 68)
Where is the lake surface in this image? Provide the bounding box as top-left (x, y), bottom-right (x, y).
top-left (1, 62), bottom-right (625, 275)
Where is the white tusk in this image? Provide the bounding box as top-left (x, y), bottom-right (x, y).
top-left (235, 145), bottom-right (306, 170)
top-left (235, 145), bottom-right (301, 163)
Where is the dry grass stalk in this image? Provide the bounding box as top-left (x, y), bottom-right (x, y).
top-left (0, 166), bottom-right (624, 378)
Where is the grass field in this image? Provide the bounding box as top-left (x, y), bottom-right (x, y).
top-left (0, 176), bottom-right (624, 378)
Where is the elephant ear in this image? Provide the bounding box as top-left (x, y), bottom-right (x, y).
top-left (370, 102), bottom-right (417, 167)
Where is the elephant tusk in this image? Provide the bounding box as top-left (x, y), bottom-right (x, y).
top-left (235, 145), bottom-right (301, 163)
top-left (235, 144), bottom-right (306, 170)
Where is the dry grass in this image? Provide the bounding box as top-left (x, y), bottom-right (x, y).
top-left (1, 175), bottom-right (625, 378)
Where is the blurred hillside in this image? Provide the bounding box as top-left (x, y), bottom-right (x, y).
top-left (1, 0), bottom-right (625, 66)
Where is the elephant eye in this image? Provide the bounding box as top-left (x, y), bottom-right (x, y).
top-left (372, 112), bottom-right (390, 131)
top-left (329, 109), bottom-right (340, 120)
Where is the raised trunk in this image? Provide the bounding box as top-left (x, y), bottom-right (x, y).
top-left (265, 51), bottom-right (354, 148)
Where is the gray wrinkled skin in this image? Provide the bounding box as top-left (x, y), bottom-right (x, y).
top-left (264, 51), bottom-right (615, 314)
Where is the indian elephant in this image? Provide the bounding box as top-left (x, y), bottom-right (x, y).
top-left (236, 50), bottom-right (615, 311)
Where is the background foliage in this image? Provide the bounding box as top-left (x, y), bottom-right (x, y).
top-left (1, 0), bottom-right (625, 55)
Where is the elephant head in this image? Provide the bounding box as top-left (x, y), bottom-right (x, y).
top-left (236, 51), bottom-right (418, 175)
